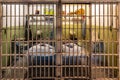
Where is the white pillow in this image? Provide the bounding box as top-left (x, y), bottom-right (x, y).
top-left (26, 43), bottom-right (55, 56)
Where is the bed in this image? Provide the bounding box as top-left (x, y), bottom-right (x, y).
top-left (26, 42), bottom-right (90, 78)
top-left (26, 43), bottom-right (89, 65)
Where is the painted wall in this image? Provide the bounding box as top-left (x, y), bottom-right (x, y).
top-left (2, 4), bottom-right (117, 28)
top-left (62, 4), bottom-right (117, 28)
top-left (2, 4), bottom-right (28, 27)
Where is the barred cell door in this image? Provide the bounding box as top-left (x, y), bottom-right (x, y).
top-left (0, 1), bottom-right (119, 80)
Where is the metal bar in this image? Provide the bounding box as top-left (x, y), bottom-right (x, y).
top-left (5, 4), bottom-right (8, 74)
top-left (103, 3), bottom-right (105, 79)
top-left (55, 0), bottom-right (62, 80)
top-left (13, 4), bottom-right (16, 79)
top-left (31, 3), bottom-right (33, 78)
top-left (107, 4), bottom-right (110, 78)
top-left (76, 4), bottom-right (79, 78)
top-left (26, 4), bottom-right (30, 79)
top-left (0, 0), bottom-right (120, 3)
top-left (0, 3), bottom-right (2, 79)
top-left (18, 4), bottom-right (21, 79)
top-left (81, 4), bottom-right (83, 78)
top-left (84, 4), bottom-right (87, 78)
top-left (0, 0), bottom-right (59, 4)
top-left (1, 53), bottom-right (118, 56)
top-left (1, 65), bottom-right (88, 68)
top-left (39, 4), bottom-right (42, 78)
top-left (111, 3), bottom-right (114, 78)
top-left (2, 15), bottom-right (119, 17)
top-left (89, 3), bottom-right (92, 80)
top-left (9, 4), bottom-right (12, 79)
top-left (0, 1), bottom-right (119, 80)
top-left (68, 3), bottom-right (70, 77)
top-left (47, 5), bottom-right (50, 76)
top-left (98, 3), bottom-right (101, 76)
top-left (61, 0), bottom-right (120, 4)
top-left (118, 3), bottom-right (120, 80)
top-left (64, 4), bottom-right (67, 78)
top-left (72, 4), bottom-right (75, 77)
top-left (116, 3), bottom-right (119, 80)
top-left (95, 3), bottom-right (97, 78)
top-left (52, 4), bottom-right (55, 77)
top-left (43, 4), bottom-right (46, 77)
top-left (35, 4), bottom-right (37, 78)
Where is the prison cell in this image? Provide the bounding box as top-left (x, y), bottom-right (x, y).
top-left (0, 0), bottom-right (119, 80)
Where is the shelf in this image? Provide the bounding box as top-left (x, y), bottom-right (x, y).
top-left (62, 15), bottom-right (118, 17)
top-left (63, 15), bottom-right (85, 17)
top-left (92, 66), bottom-right (118, 69)
top-left (26, 14), bottom-right (55, 17)
top-left (29, 19), bottom-right (54, 23)
top-left (62, 20), bottom-right (82, 22)
top-left (92, 54), bottom-right (118, 56)
top-left (27, 14), bottom-right (55, 23)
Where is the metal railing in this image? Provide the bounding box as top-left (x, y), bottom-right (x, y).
top-left (0, 0), bottom-right (119, 80)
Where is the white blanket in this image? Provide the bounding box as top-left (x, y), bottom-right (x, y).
top-left (26, 43), bottom-right (89, 57)
top-left (62, 43), bottom-right (89, 56)
top-left (26, 43), bottom-right (55, 56)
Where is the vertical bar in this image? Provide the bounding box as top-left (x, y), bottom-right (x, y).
top-left (73, 3), bottom-right (75, 77)
top-left (48, 4), bottom-right (50, 78)
top-left (65, 4), bottom-right (67, 78)
top-left (107, 3), bottom-right (110, 78)
top-left (14, 4), bottom-right (16, 79)
top-left (44, 3), bottom-right (46, 78)
top-left (68, 3), bottom-right (70, 77)
top-left (23, 4), bottom-right (26, 79)
top-left (98, 3), bottom-right (100, 67)
top-left (77, 3), bottom-right (79, 77)
top-left (89, 3), bottom-right (92, 80)
top-left (81, 4), bottom-right (83, 78)
top-left (10, 4), bottom-right (12, 79)
top-left (116, 3), bottom-right (119, 80)
top-left (85, 4), bottom-right (87, 78)
top-left (40, 4), bottom-right (43, 77)
top-left (30, 4), bottom-right (33, 78)
top-left (95, 3), bottom-right (97, 79)
top-left (27, 4), bottom-right (30, 80)
top-left (0, 3), bottom-right (2, 79)
top-left (5, 4), bottom-right (7, 71)
top-left (103, 3), bottom-right (105, 79)
top-left (56, 0), bottom-right (62, 80)
top-left (18, 4), bottom-right (20, 79)
top-left (35, 4), bottom-right (37, 78)
top-left (118, 3), bottom-right (120, 80)
top-left (110, 3), bottom-right (114, 78)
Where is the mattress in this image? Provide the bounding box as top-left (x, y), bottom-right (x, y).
top-left (26, 43), bottom-right (89, 66)
top-left (26, 43), bottom-right (100, 66)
